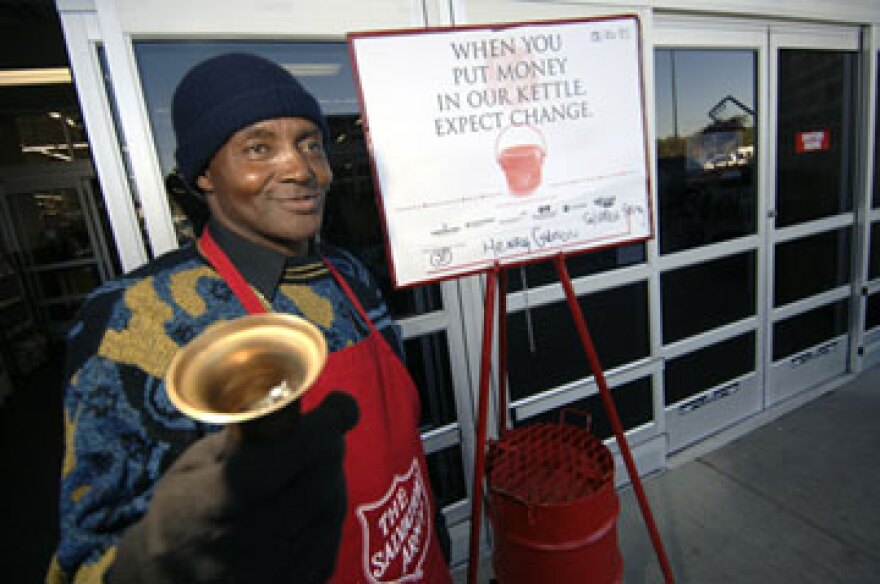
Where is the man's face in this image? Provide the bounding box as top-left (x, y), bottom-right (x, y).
top-left (197, 117), bottom-right (332, 255)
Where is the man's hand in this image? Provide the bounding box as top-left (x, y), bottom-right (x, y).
top-left (109, 391), bottom-right (359, 584)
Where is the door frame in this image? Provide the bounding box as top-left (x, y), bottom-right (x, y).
top-left (653, 15), bottom-right (770, 452)
top-left (852, 26), bottom-right (880, 371)
top-left (653, 16), bottom-right (865, 449)
top-left (765, 23), bottom-right (861, 406)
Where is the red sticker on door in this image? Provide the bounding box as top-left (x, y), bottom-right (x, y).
top-left (796, 129), bottom-right (830, 153)
top-left (357, 459), bottom-right (432, 583)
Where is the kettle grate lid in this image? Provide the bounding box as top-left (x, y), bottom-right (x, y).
top-left (487, 421), bottom-right (614, 505)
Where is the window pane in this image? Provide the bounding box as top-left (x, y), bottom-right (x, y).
top-left (134, 41), bottom-right (442, 318)
top-left (405, 332), bottom-right (457, 431)
top-left (865, 292), bottom-right (880, 331)
top-left (507, 282), bottom-right (649, 401)
top-left (14, 110), bottom-right (90, 164)
top-left (655, 49), bottom-right (757, 254)
top-left (869, 222), bottom-right (880, 280)
top-left (774, 228), bottom-right (851, 307)
top-left (9, 189), bottom-right (91, 264)
top-left (661, 251), bottom-right (756, 343)
top-left (426, 445), bottom-right (467, 509)
top-left (664, 333), bottom-right (755, 405)
top-left (776, 50), bottom-right (856, 226)
top-left (505, 243), bottom-right (645, 293)
top-left (872, 53), bottom-right (880, 207)
top-left (513, 376), bottom-right (653, 440)
top-left (773, 300), bottom-right (849, 361)
top-left (4, 188), bottom-right (109, 337)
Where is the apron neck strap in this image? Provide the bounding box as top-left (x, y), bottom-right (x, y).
top-left (198, 226), bottom-right (267, 314)
top-left (321, 259), bottom-right (377, 334)
top-left (199, 226), bottom-right (377, 333)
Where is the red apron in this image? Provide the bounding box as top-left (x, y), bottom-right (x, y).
top-left (200, 229), bottom-right (452, 583)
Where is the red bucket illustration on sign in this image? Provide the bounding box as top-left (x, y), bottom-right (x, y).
top-left (496, 124), bottom-right (548, 196)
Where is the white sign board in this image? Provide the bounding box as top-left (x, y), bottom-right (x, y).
top-left (348, 15), bottom-right (652, 288)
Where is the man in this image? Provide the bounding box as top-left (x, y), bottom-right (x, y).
top-left (49, 52), bottom-right (452, 583)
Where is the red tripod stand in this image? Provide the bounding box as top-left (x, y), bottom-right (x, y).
top-left (467, 254), bottom-right (675, 584)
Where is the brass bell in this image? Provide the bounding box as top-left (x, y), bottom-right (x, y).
top-left (165, 313), bottom-right (328, 440)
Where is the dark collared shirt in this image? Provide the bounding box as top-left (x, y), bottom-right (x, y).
top-left (203, 217), bottom-right (401, 357)
top-left (205, 217), bottom-right (289, 300)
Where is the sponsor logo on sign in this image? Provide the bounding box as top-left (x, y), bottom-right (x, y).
top-left (357, 459), bottom-right (432, 583)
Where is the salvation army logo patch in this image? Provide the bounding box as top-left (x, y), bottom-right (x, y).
top-left (356, 459), bottom-right (432, 583)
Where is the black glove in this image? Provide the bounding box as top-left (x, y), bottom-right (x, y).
top-left (108, 391), bottom-right (359, 584)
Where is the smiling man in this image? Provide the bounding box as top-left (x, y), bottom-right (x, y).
top-left (198, 116), bottom-right (331, 254)
top-left (49, 53), bottom-right (452, 584)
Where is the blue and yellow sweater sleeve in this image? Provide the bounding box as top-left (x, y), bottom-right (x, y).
top-left (48, 248), bottom-right (213, 583)
top-left (47, 245), bottom-right (402, 583)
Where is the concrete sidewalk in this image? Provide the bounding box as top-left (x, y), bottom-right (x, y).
top-left (456, 365), bottom-right (880, 583)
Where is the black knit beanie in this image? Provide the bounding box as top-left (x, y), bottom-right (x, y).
top-left (172, 53), bottom-right (329, 187)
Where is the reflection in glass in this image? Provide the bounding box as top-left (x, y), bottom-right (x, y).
top-left (514, 377), bottom-right (653, 441)
top-left (774, 228), bottom-right (851, 307)
top-left (664, 333), bottom-right (754, 405)
top-left (773, 300), bottom-right (848, 361)
top-left (776, 50), bottom-right (856, 226)
top-left (654, 49), bottom-right (757, 254)
top-left (507, 282), bottom-right (649, 401)
top-left (14, 110), bottom-right (90, 165)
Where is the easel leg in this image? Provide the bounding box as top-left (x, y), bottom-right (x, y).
top-left (554, 254), bottom-right (675, 583)
top-left (468, 267), bottom-right (498, 584)
top-left (497, 269), bottom-right (509, 436)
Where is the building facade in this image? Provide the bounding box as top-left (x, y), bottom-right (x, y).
top-left (37, 0), bottom-right (880, 566)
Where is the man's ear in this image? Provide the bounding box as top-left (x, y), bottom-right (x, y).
top-left (196, 171), bottom-right (213, 193)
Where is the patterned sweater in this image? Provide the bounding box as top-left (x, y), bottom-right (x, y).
top-left (47, 241), bottom-right (401, 583)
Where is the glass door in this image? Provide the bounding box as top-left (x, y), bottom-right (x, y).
top-left (653, 18), bottom-right (766, 452)
top-left (0, 161), bottom-right (118, 348)
top-left (766, 27), bottom-right (860, 405)
top-left (863, 30), bottom-right (880, 368)
top-left (655, 18), bottom-right (862, 448)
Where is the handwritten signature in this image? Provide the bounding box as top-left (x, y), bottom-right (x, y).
top-left (482, 227), bottom-right (579, 257)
